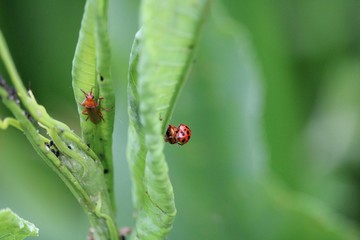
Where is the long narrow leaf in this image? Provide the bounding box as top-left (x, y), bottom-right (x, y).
top-left (72, 0), bottom-right (115, 208)
top-left (127, 0), bottom-right (210, 239)
top-left (1, 13), bottom-right (117, 238)
top-left (0, 77), bottom-right (117, 240)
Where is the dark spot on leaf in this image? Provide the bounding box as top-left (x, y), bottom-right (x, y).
top-left (87, 143), bottom-right (91, 148)
top-left (100, 75), bottom-right (104, 81)
top-left (67, 145), bottom-right (72, 150)
top-left (99, 137), bottom-right (103, 141)
top-left (188, 44), bottom-right (194, 49)
top-left (104, 168), bottom-right (109, 174)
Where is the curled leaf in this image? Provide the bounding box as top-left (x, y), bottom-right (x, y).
top-left (127, 0), bottom-right (210, 238)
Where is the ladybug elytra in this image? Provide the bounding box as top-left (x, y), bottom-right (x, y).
top-left (164, 124), bottom-right (191, 145)
top-left (176, 124), bottom-right (191, 145)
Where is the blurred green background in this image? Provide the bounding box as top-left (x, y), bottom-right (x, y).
top-left (1, 0), bottom-right (360, 239)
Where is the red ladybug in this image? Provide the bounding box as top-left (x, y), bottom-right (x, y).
top-left (164, 124), bottom-right (191, 145)
top-left (176, 124), bottom-right (191, 145)
top-left (164, 125), bottom-right (178, 144)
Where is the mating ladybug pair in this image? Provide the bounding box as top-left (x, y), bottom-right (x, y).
top-left (164, 124), bottom-right (192, 145)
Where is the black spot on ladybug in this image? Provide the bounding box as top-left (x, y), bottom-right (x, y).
top-left (186, 130), bottom-right (190, 134)
top-left (180, 132), bottom-right (185, 137)
top-left (104, 168), bottom-right (109, 174)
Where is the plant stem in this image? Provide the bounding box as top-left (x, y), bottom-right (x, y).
top-left (0, 29), bottom-right (118, 240)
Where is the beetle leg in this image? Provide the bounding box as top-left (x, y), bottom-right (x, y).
top-left (96, 97), bottom-right (104, 108)
top-left (97, 109), bottom-right (105, 122)
top-left (97, 97), bottom-right (113, 111)
top-left (82, 109), bottom-right (90, 121)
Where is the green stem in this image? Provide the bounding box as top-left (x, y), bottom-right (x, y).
top-left (0, 30), bottom-right (69, 132)
top-left (0, 32), bottom-right (27, 99)
top-left (0, 28), bottom-right (118, 240)
top-left (0, 117), bottom-right (22, 131)
top-left (0, 86), bottom-right (118, 240)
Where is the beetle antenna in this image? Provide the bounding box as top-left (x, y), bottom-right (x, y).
top-left (80, 89), bottom-right (87, 96)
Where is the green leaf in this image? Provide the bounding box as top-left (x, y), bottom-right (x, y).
top-left (0, 78), bottom-right (117, 240)
top-left (0, 208), bottom-right (38, 240)
top-left (0, 22), bottom-right (117, 239)
top-left (72, 0), bottom-right (115, 207)
top-left (127, 0), bottom-right (210, 239)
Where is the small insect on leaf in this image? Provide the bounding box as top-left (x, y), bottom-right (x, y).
top-left (164, 125), bottom-right (178, 144)
top-left (164, 124), bottom-right (192, 145)
top-left (81, 88), bottom-right (105, 125)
